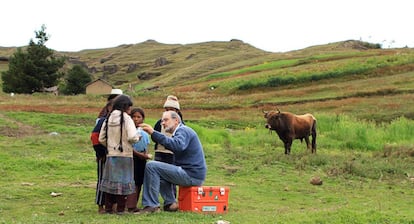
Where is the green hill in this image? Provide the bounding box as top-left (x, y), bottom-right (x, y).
top-left (1, 39), bottom-right (413, 122)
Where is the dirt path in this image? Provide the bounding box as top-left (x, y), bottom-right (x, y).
top-left (0, 104), bottom-right (99, 115)
top-left (0, 112), bottom-right (44, 137)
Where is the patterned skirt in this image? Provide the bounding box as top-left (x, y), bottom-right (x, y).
top-left (100, 156), bottom-right (135, 195)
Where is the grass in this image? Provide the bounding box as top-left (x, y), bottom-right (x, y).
top-left (0, 106), bottom-right (413, 223)
top-left (1, 39), bottom-right (414, 223)
top-left (205, 52), bottom-right (414, 93)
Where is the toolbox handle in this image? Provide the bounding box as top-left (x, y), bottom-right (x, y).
top-left (220, 187), bottom-right (225, 195)
top-left (197, 187), bottom-right (204, 195)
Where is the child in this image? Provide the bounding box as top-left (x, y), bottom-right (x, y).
top-left (126, 107), bottom-right (152, 213)
top-left (98, 95), bottom-right (140, 214)
top-left (90, 101), bottom-right (113, 214)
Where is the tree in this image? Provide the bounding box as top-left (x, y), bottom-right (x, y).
top-left (61, 65), bottom-right (92, 95)
top-left (1, 49), bottom-right (32, 93)
top-left (1, 25), bottom-right (65, 94)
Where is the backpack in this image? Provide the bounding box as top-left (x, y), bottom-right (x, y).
top-left (90, 117), bottom-right (107, 158)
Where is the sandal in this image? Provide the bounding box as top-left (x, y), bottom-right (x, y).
top-left (128, 207), bottom-right (140, 213)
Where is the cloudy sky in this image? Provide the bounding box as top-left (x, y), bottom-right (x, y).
top-left (1, 0), bottom-right (412, 52)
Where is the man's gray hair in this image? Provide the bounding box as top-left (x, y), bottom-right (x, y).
top-left (165, 110), bottom-right (182, 123)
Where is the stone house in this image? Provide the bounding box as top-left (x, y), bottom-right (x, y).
top-left (85, 78), bottom-right (113, 95)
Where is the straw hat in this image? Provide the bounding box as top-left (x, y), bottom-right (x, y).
top-left (110, 89), bottom-right (123, 95)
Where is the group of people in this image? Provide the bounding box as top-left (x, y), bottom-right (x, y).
top-left (90, 90), bottom-right (207, 215)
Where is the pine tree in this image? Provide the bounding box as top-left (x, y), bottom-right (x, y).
top-left (1, 25), bottom-right (65, 94)
top-left (62, 65), bottom-right (92, 95)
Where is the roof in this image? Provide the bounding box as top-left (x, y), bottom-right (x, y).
top-left (85, 78), bottom-right (113, 88)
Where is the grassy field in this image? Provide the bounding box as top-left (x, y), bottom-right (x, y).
top-left (1, 40), bottom-right (414, 223)
top-left (0, 94), bottom-right (413, 224)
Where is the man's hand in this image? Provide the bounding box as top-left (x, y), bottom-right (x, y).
top-left (139, 123), bottom-right (154, 135)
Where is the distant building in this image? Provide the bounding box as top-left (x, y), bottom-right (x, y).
top-left (85, 78), bottom-right (113, 95)
top-left (42, 86), bottom-right (59, 95)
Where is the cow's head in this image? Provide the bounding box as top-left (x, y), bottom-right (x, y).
top-left (263, 108), bottom-right (280, 118)
top-left (263, 109), bottom-right (281, 130)
top-left (263, 110), bottom-right (269, 119)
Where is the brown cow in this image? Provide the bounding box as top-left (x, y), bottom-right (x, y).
top-left (263, 109), bottom-right (317, 155)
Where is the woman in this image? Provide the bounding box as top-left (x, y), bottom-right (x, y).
top-left (98, 95), bottom-right (141, 214)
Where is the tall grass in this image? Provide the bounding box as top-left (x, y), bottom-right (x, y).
top-left (318, 114), bottom-right (414, 151)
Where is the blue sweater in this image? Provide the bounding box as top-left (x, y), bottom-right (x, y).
top-left (151, 124), bottom-right (207, 181)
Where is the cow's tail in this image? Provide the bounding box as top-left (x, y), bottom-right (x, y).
top-left (311, 119), bottom-right (317, 153)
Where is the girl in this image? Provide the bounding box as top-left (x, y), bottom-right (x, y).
top-left (98, 95), bottom-right (140, 214)
top-left (126, 108), bottom-right (152, 213)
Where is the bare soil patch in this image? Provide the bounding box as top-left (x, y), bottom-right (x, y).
top-left (0, 104), bottom-right (99, 115)
top-left (0, 112), bottom-right (44, 137)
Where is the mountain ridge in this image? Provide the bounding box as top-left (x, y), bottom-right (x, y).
top-left (1, 39), bottom-right (414, 122)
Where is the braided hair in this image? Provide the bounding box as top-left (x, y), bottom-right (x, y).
top-left (104, 95), bottom-right (133, 152)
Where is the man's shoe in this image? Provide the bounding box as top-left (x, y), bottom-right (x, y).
top-left (135, 206), bottom-right (160, 214)
top-left (163, 202), bottom-right (179, 212)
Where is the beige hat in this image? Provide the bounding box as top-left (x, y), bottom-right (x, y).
top-left (163, 95), bottom-right (180, 110)
top-left (110, 89), bottom-right (123, 95)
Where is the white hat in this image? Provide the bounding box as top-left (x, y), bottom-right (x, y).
top-left (110, 89), bottom-right (123, 95)
top-left (163, 95), bottom-right (180, 110)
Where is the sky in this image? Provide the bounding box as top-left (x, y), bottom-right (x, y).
top-left (1, 0), bottom-right (412, 53)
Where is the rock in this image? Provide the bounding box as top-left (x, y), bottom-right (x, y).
top-left (310, 176), bottom-right (323, 185)
top-left (215, 220), bottom-right (230, 224)
top-left (50, 192), bottom-right (63, 197)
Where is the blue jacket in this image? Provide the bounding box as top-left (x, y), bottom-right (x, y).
top-left (132, 128), bottom-right (150, 152)
top-left (151, 123), bottom-right (207, 181)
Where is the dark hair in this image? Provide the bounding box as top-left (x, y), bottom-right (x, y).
top-left (107, 94), bottom-right (119, 101)
top-left (104, 95), bottom-right (133, 152)
top-left (131, 107), bottom-right (145, 119)
top-left (177, 110), bottom-right (183, 121)
top-left (100, 99), bottom-right (114, 118)
top-left (112, 95), bottom-right (133, 112)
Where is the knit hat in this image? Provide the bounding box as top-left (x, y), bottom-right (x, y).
top-left (163, 95), bottom-right (180, 110)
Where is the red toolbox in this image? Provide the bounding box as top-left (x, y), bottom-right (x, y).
top-left (178, 186), bottom-right (230, 213)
